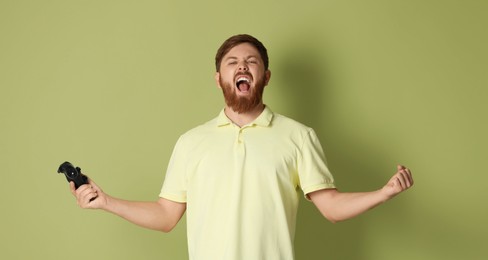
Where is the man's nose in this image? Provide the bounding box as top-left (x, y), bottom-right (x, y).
top-left (238, 62), bottom-right (249, 71)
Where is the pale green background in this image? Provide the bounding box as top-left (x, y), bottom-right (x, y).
top-left (1, 0), bottom-right (486, 259)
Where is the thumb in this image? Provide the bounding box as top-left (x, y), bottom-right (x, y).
top-left (88, 178), bottom-right (102, 192)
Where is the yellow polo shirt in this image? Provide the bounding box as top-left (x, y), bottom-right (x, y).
top-left (160, 106), bottom-right (335, 260)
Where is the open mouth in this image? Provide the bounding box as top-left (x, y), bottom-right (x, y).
top-left (235, 76), bottom-right (251, 92)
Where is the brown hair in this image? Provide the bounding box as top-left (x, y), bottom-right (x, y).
top-left (215, 34), bottom-right (269, 72)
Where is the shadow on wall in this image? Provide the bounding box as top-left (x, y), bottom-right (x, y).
top-left (275, 36), bottom-right (392, 259)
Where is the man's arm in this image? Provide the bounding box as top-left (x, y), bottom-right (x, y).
top-left (309, 165), bottom-right (413, 223)
top-left (70, 179), bottom-right (186, 232)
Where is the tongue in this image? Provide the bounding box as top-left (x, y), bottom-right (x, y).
top-left (239, 83), bottom-right (250, 92)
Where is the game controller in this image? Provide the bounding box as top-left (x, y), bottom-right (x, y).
top-left (57, 161), bottom-right (89, 189)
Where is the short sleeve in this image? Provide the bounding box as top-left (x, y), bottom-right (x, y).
top-left (297, 129), bottom-right (336, 199)
top-left (159, 137), bottom-right (188, 203)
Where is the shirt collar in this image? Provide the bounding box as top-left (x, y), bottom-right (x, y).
top-left (216, 105), bottom-right (274, 127)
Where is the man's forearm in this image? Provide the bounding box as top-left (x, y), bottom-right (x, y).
top-left (310, 189), bottom-right (389, 223)
top-left (103, 196), bottom-right (186, 232)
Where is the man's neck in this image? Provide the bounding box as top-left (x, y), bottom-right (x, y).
top-left (224, 103), bottom-right (265, 127)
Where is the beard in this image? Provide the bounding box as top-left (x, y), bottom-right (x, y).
top-left (220, 74), bottom-right (266, 114)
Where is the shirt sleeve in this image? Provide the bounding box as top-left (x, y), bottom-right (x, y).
top-left (159, 136), bottom-right (188, 203)
top-left (297, 129), bottom-right (336, 199)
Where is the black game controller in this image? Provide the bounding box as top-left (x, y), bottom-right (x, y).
top-left (57, 161), bottom-right (89, 189)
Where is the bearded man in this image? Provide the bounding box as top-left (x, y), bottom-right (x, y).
top-left (71, 34), bottom-right (413, 260)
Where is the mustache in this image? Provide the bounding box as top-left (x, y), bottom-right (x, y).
top-left (234, 71), bottom-right (253, 79)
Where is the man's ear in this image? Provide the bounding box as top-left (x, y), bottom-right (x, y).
top-left (215, 72), bottom-right (222, 89)
top-left (264, 70), bottom-right (272, 86)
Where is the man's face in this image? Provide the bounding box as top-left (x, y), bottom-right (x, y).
top-left (215, 43), bottom-right (271, 113)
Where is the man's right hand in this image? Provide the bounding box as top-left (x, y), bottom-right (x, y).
top-left (70, 179), bottom-right (108, 209)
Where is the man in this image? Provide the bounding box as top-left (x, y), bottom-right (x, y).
top-left (71, 34), bottom-right (413, 260)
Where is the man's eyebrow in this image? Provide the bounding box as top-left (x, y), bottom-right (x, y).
top-left (224, 55), bottom-right (258, 60)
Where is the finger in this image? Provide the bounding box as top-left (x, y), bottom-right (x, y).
top-left (80, 184), bottom-right (94, 195)
top-left (398, 167), bottom-right (412, 187)
top-left (74, 184), bottom-right (89, 196)
top-left (397, 165), bottom-right (413, 185)
top-left (79, 189), bottom-right (98, 207)
top-left (77, 185), bottom-right (95, 202)
top-left (69, 181), bottom-right (76, 195)
top-left (83, 191), bottom-right (98, 205)
top-left (396, 174), bottom-right (407, 189)
top-left (88, 179), bottom-right (101, 192)
top-left (399, 171), bottom-right (412, 188)
top-left (405, 168), bottom-right (414, 186)
top-left (397, 165), bottom-right (404, 171)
